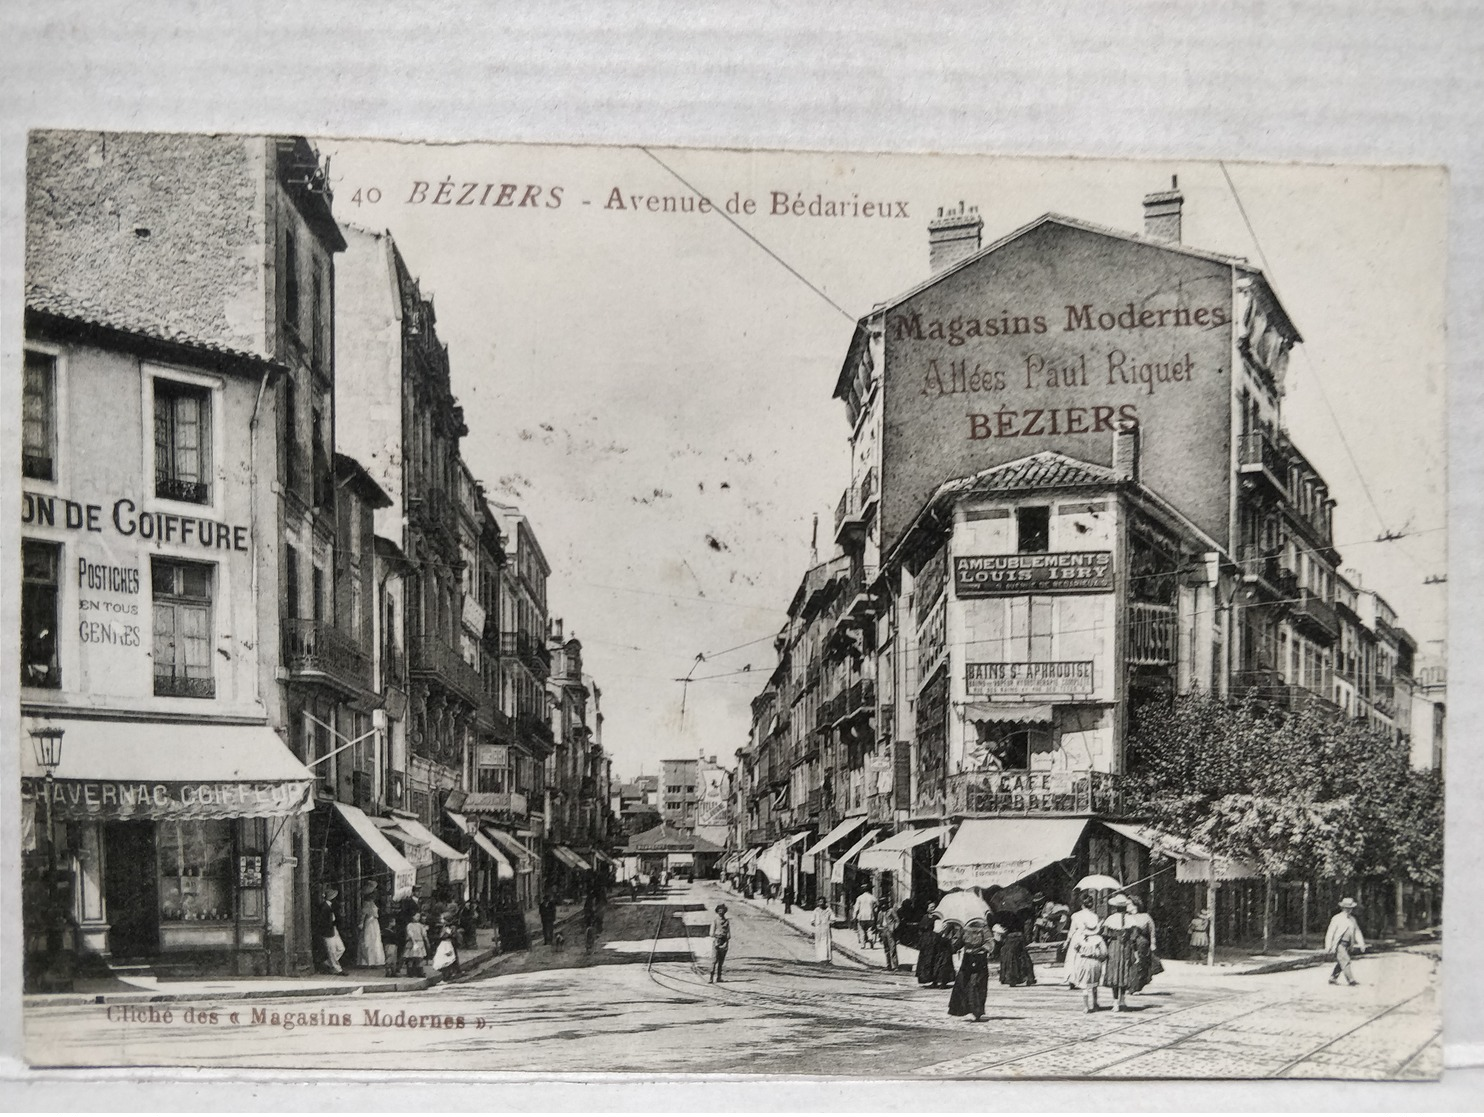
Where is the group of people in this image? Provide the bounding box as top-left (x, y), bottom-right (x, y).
top-left (911, 900), bottom-right (1041, 1022)
top-left (311, 881), bottom-right (469, 981)
top-left (1063, 891), bottom-right (1163, 1012)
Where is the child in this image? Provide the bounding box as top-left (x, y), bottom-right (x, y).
top-left (403, 904), bottom-right (430, 979)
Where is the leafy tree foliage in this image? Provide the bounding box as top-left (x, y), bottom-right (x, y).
top-left (1126, 692), bottom-right (1441, 885)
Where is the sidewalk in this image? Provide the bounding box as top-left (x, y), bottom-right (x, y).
top-left (23, 903), bottom-right (587, 1007)
top-left (722, 885), bottom-right (919, 972)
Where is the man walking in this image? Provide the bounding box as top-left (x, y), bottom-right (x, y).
top-left (878, 903), bottom-right (900, 971)
top-left (538, 892), bottom-right (558, 947)
top-left (709, 903), bottom-right (731, 983)
top-left (853, 886), bottom-right (879, 948)
top-left (1325, 897), bottom-right (1367, 986)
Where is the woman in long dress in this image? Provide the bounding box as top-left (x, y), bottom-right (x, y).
top-left (995, 909), bottom-right (1037, 987)
top-left (812, 899), bottom-right (833, 963)
top-left (357, 882), bottom-right (386, 968)
top-left (948, 922), bottom-right (991, 1021)
top-left (916, 905), bottom-right (941, 986)
top-left (929, 911), bottom-right (958, 988)
top-left (1099, 893), bottom-right (1143, 1011)
top-left (1064, 892), bottom-right (1101, 985)
top-left (1125, 896), bottom-right (1161, 991)
top-left (1064, 921), bottom-right (1106, 1013)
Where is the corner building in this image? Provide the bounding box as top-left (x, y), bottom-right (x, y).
top-left (20, 132), bottom-right (346, 978)
top-left (744, 185), bottom-right (1429, 947)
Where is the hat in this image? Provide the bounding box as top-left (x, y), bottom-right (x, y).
top-left (323, 886), bottom-right (339, 899)
top-left (1107, 893), bottom-right (1131, 908)
top-left (362, 880), bottom-right (379, 894)
top-left (1339, 897), bottom-right (1358, 909)
top-left (715, 903), bottom-right (728, 914)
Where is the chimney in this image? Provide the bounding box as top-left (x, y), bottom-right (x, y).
top-left (550, 617), bottom-right (563, 641)
top-left (928, 201), bottom-right (983, 273)
top-left (1142, 175), bottom-right (1184, 243)
top-left (1113, 427), bottom-right (1140, 483)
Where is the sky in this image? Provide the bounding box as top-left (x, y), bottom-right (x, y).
top-left (314, 139), bottom-right (1448, 780)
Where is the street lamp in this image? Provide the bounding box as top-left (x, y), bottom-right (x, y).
top-left (29, 727), bottom-right (66, 985)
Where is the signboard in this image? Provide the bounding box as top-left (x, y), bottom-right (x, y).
top-left (954, 551), bottom-right (1112, 595)
top-left (966, 660), bottom-right (1094, 697)
top-left (20, 777), bottom-right (313, 821)
top-left (880, 220), bottom-right (1234, 553)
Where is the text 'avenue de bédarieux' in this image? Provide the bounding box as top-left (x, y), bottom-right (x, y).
top-left (18, 136), bottom-right (1443, 1079)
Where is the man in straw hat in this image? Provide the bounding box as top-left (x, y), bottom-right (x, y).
top-left (709, 903), bottom-right (731, 982)
top-left (1325, 897), bottom-right (1366, 986)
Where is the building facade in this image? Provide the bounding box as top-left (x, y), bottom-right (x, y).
top-left (739, 182), bottom-right (1438, 944)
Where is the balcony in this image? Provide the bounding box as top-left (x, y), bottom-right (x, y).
top-left (281, 619), bottom-right (373, 694)
top-left (1127, 602), bottom-right (1175, 666)
top-left (408, 635), bottom-right (483, 707)
top-left (516, 633), bottom-right (551, 678)
top-left (517, 713), bottom-right (555, 750)
top-left (1289, 587), bottom-right (1339, 644)
top-left (407, 487), bottom-right (460, 556)
top-left (1371, 678), bottom-right (1398, 717)
top-left (1230, 669), bottom-right (1343, 720)
top-left (838, 677), bottom-right (876, 724)
top-left (1237, 543), bottom-right (1284, 593)
top-left (463, 789), bottom-right (528, 819)
top-left (1238, 430), bottom-right (1288, 497)
top-left (947, 769), bottom-right (1125, 817)
top-left (477, 695), bottom-right (514, 741)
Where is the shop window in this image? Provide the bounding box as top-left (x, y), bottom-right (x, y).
top-left (1016, 506), bottom-right (1049, 553)
top-left (154, 377), bottom-right (212, 504)
top-left (158, 820), bottom-right (234, 923)
top-left (21, 540), bottom-right (61, 689)
top-left (152, 558), bottom-right (215, 698)
top-left (22, 350), bottom-right (57, 482)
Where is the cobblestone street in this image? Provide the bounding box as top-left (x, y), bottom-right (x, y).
top-left (25, 882), bottom-right (1440, 1078)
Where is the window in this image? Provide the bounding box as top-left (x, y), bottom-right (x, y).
top-left (310, 267), bottom-right (324, 369)
top-left (284, 229), bottom-right (299, 333)
top-left (158, 820), bottom-right (235, 923)
top-left (23, 351), bottom-right (57, 482)
top-left (280, 374), bottom-right (299, 492)
top-left (21, 540), bottom-right (61, 689)
top-left (477, 766), bottom-right (508, 794)
top-left (154, 378), bottom-right (212, 504)
top-left (152, 558), bottom-right (215, 698)
top-left (1016, 506), bottom-right (1050, 553)
top-left (1029, 598), bottom-right (1053, 660)
top-left (284, 544), bottom-right (301, 620)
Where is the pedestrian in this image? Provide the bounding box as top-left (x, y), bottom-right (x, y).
top-left (1065, 921), bottom-right (1107, 1013)
top-left (538, 893), bottom-right (557, 946)
top-left (709, 903), bottom-right (731, 983)
top-left (852, 887), bottom-right (879, 948)
top-left (1065, 892), bottom-right (1101, 982)
top-left (995, 908), bottom-right (1037, 987)
top-left (403, 903), bottom-right (430, 979)
top-left (381, 899), bottom-right (401, 977)
top-left (459, 896), bottom-right (479, 950)
top-left (812, 898), bottom-right (833, 963)
top-left (432, 913), bottom-right (460, 979)
top-left (782, 883), bottom-right (794, 914)
top-left (1125, 896), bottom-right (1162, 991)
top-left (1187, 905), bottom-right (1212, 959)
top-left (878, 904), bottom-right (900, 972)
top-left (947, 921), bottom-right (991, 1021)
top-left (1325, 897), bottom-right (1366, 986)
top-left (629, 875), bottom-right (640, 902)
top-left (357, 882), bottom-right (385, 969)
top-left (312, 886), bottom-right (346, 975)
top-left (1099, 893), bottom-right (1143, 1011)
top-left (1034, 894), bottom-right (1071, 943)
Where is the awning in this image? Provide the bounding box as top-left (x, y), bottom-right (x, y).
top-left (446, 809), bottom-right (475, 835)
top-left (391, 816), bottom-right (468, 864)
top-left (484, 827), bottom-right (537, 871)
top-left (331, 803), bottom-right (416, 899)
top-left (935, 818), bottom-right (1087, 890)
top-left (858, 825), bottom-right (950, 871)
top-left (781, 831), bottom-right (812, 850)
top-left (552, 845), bottom-right (591, 871)
top-left (470, 829), bottom-right (515, 880)
top-left (19, 716), bottom-right (314, 821)
top-left (830, 828), bottom-right (881, 883)
top-left (1100, 821), bottom-right (1261, 882)
top-left (720, 853), bottom-right (740, 872)
top-left (804, 816), bottom-right (865, 858)
top-left (593, 850), bottom-right (616, 866)
top-left (962, 703), bottom-right (1055, 725)
top-left (667, 852), bottom-right (694, 867)
top-left (740, 847), bottom-right (761, 867)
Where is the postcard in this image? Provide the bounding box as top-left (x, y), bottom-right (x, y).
top-left (14, 131), bottom-right (1445, 1078)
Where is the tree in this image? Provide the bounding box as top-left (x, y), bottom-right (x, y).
top-left (1127, 692), bottom-right (1441, 898)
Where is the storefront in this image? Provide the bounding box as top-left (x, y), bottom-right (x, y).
top-left (20, 717), bottom-right (314, 978)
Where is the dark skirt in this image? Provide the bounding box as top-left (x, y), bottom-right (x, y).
top-left (1102, 926), bottom-right (1146, 991)
top-left (916, 932), bottom-right (939, 985)
top-left (948, 950), bottom-right (989, 1018)
top-left (930, 934), bottom-right (957, 986)
top-left (998, 931), bottom-right (1037, 986)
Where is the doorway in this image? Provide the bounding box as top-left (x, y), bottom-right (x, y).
top-left (104, 821), bottom-right (158, 957)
